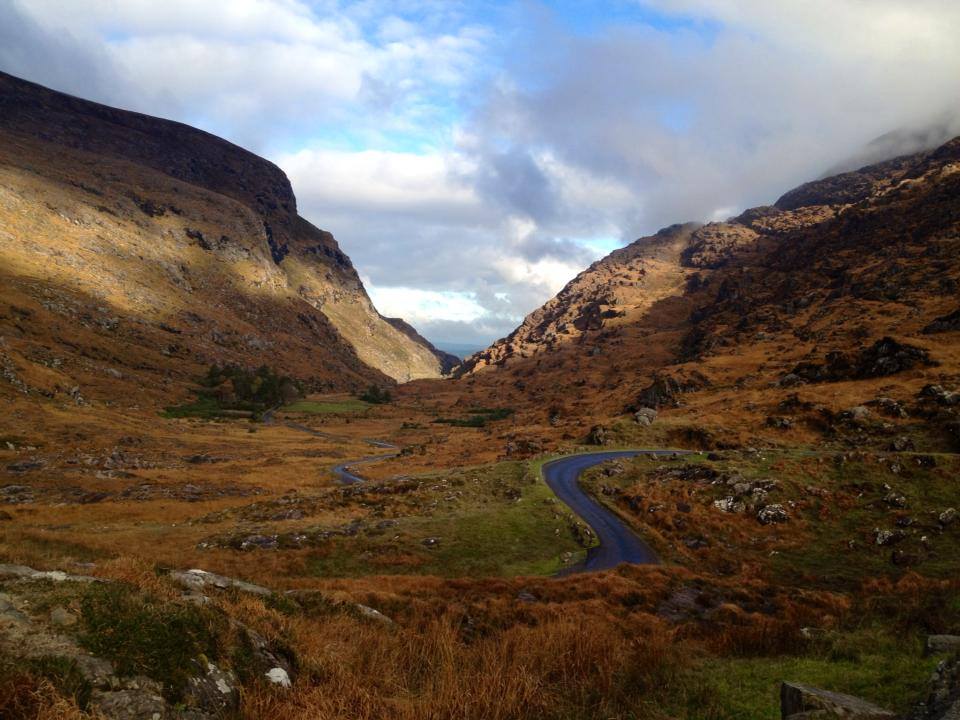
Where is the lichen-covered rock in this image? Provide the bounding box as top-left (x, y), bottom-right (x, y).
top-left (714, 496), bottom-right (745, 513)
top-left (874, 528), bottom-right (906, 546)
top-left (926, 635), bottom-right (960, 656)
top-left (780, 681), bottom-right (895, 719)
top-left (184, 661), bottom-right (240, 713)
top-left (757, 504), bottom-right (789, 525)
top-left (170, 569), bottom-right (272, 597)
top-left (634, 407), bottom-right (658, 426)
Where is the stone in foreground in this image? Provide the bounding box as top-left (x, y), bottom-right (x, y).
top-left (781, 682), bottom-right (895, 719)
top-left (926, 635), bottom-right (960, 656)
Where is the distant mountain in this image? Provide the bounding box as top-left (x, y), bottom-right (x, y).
top-left (0, 71), bottom-right (447, 407)
top-left (435, 342), bottom-right (487, 360)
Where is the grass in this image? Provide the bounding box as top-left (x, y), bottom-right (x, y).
top-left (75, 583), bottom-right (227, 702)
top-left (307, 460), bottom-right (588, 577)
top-left (162, 394), bottom-right (263, 419)
top-left (432, 407), bottom-right (515, 428)
top-left (674, 631), bottom-right (937, 719)
top-left (162, 395), bottom-right (226, 419)
top-left (283, 399), bottom-right (370, 414)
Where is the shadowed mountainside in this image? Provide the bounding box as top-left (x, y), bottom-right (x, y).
top-left (0, 71), bottom-right (446, 409)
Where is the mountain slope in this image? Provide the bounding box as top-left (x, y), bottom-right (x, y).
top-left (0, 71), bottom-right (446, 408)
top-left (450, 137), bottom-right (960, 452)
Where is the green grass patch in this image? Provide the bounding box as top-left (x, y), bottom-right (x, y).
top-left (307, 460), bottom-right (586, 578)
top-left (668, 629), bottom-right (935, 719)
top-left (75, 583), bottom-right (227, 702)
top-left (432, 407), bottom-right (515, 428)
top-left (284, 399), bottom-right (370, 414)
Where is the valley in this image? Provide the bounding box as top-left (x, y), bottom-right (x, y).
top-left (0, 69), bottom-right (958, 720)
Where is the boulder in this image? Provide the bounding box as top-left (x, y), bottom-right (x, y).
top-left (758, 504), bottom-right (789, 525)
top-left (356, 603), bottom-right (394, 625)
top-left (184, 660), bottom-right (240, 713)
top-left (714, 496), bottom-right (746, 513)
top-left (780, 682), bottom-right (895, 719)
top-left (634, 407), bottom-right (658, 426)
top-left (923, 308), bottom-right (960, 334)
top-left (939, 508), bottom-right (957, 527)
top-left (926, 635), bottom-right (960, 656)
top-left (265, 667), bottom-right (292, 688)
top-left (587, 425), bottom-right (607, 445)
top-left (0, 563), bottom-right (100, 583)
top-left (90, 687), bottom-right (169, 720)
top-left (884, 491), bottom-right (907, 508)
top-left (920, 385), bottom-right (960, 406)
top-left (170, 568), bottom-right (272, 597)
top-left (874, 528), bottom-right (906, 546)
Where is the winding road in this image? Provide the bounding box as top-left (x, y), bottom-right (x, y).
top-left (270, 408), bottom-right (684, 572)
top-left (543, 450), bottom-right (685, 572)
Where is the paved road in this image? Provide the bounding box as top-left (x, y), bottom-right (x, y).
top-left (543, 450), bottom-right (686, 573)
top-left (269, 407), bottom-right (681, 572)
top-left (331, 447), bottom-right (398, 484)
top-left (263, 408), bottom-right (398, 484)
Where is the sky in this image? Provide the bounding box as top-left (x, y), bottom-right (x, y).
top-left (2, 1), bottom-right (960, 347)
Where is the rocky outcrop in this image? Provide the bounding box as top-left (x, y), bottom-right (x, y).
top-left (456, 223), bottom-right (700, 374)
top-left (789, 338), bottom-right (935, 384)
top-left (780, 682), bottom-right (895, 719)
top-left (924, 309), bottom-right (960, 334)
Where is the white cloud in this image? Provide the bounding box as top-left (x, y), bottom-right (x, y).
top-left (279, 148), bottom-right (480, 214)
top-left (366, 284), bottom-right (487, 324)
top-left (3, 0), bottom-right (960, 346)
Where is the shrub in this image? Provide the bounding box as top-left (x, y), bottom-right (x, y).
top-left (360, 385), bottom-right (393, 404)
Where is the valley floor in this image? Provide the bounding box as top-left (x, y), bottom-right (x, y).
top-left (1, 390), bottom-right (958, 719)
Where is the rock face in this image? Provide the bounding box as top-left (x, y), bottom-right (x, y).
top-left (456, 223), bottom-right (700, 374)
top-left (383, 316), bottom-right (460, 375)
top-left (780, 681), bottom-right (896, 719)
top-left (0, 70), bottom-right (445, 399)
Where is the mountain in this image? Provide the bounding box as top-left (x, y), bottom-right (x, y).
top-left (382, 317), bottom-right (460, 374)
top-left (0, 71), bottom-right (447, 408)
top-left (454, 136), bottom-right (960, 451)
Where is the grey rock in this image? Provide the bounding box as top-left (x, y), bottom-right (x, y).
top-left (0, 563), bottom-right (100, 582)
top-left (939, 508), bottom-right (957, 526)
top-left (713, 496), bottom-right (746, 513)
top-left (926, 635), bottom-right (960, 656)
top-left (90, 687), bottom-right (168, 720)
top-left (170, 568), bottom-right (272, 597)
top-left (780, 681), bottom-right (895, 719)
top-left (758, 504), bottom-right (789, 525)
top-left (845, 405), bottom-right (871, 422)
top-left (356, 603), bottom-right (394, 625)
top-left (884, 491), bottom-right (907, 508)
top-left (265, 667), bottom-right (292, 687)
top-left (50, 606), bottom-right (78, 627)
top-left (634, 407), bottom-right (658, 426)
top-left (874, 528), bottom-right (906, 546)
top-left (184, 660), bottom-right (239, 713)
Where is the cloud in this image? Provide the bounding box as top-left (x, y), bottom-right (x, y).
top-left (6, 0), bottom-right (488, 151)
top-left (3, 1), bottom-right (960, 347)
